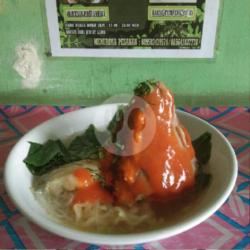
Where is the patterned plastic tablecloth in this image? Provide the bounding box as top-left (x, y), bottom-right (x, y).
top-left (0, 106), bottom-right (249, 249)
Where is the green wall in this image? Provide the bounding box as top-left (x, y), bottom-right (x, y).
top-left (0, 0), bottom-right (249, 106)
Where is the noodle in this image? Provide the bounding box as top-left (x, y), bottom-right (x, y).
top-left (32, 160), bottom-right (164, 233)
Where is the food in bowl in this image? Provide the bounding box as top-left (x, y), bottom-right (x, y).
top-left (23, 80), bottom-right (212, 233)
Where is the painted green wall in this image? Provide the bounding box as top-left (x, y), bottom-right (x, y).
top-left (0, 0), bottom-right (249, 106)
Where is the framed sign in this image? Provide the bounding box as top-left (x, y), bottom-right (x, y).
top-left (45, 0), bottom-right (220, 58)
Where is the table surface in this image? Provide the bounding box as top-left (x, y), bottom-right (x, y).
top-left (0, 106), bottom-right (249, 250)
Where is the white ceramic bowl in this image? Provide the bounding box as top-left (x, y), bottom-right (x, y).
top-left (4, 104), bottom-right (237, 245)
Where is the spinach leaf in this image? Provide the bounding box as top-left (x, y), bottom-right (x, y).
top-left (24, 140), bottom-right (70, 176)
top-left (134, 80), bottom-right (158, 97)
top-left (195, 171), bottom-right (211, 191)
top-left (68, 124), bottom-right (102, 160)
top-left (107, 105), bottom-right (125, 143)
top-left (192, 132), bottom-right (212, 190)
top-left (24, 125), bottom-right (103, 176)
top-left (192, 132), bottom-right (212, 165)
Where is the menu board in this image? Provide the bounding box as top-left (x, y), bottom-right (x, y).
top-left (45, 0), bottom-right (220, 58)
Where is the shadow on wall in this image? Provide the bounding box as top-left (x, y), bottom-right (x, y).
top-left (0, 0), bottom-right (4, 13)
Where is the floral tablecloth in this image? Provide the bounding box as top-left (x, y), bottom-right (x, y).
top-left (0, 106), bottom-right (249, 249)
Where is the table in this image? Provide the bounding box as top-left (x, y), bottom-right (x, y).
top-left (0, 106), bottom-right (249, 249)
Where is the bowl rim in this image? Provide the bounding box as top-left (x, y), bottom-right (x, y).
top-left (4, 104), bottom-right (238, 245)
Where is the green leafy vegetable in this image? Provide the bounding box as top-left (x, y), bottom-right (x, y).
top-left (24, 140), bottom-right (70, 176)
top-left (134, 80), bottom-right (158, 97)
top-left (24, 125), bottom-right (103, 176)
top-left (195, 171), bottom-right (211, 191)
top-left (68, 124), bottom-right (102, 160)
top-left (107, 105), bottom-right (125, 143)
top-left (192, 132), bottom-right (212, 190)
top-left (192, 132), bottom-right (212, 165)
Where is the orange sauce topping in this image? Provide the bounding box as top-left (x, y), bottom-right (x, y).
top-left (72, 182), bottom-right (113, 205)
top-left (71, 83), bottom-right (196, 206)
top-left (115, 83), bottom-right (196, 204)
top-left (72, 168), bottom-right (113, 205)
top-left (73, 168), bottom-right (94, 188)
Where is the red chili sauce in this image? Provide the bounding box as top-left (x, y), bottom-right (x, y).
top-left (72, 83), bottom-right (197, 207)
top-left (111, 83), bottom-right (196, 205)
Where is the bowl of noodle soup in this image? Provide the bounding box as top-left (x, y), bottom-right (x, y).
top-left (4, 103), bottom-right (237, 245)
